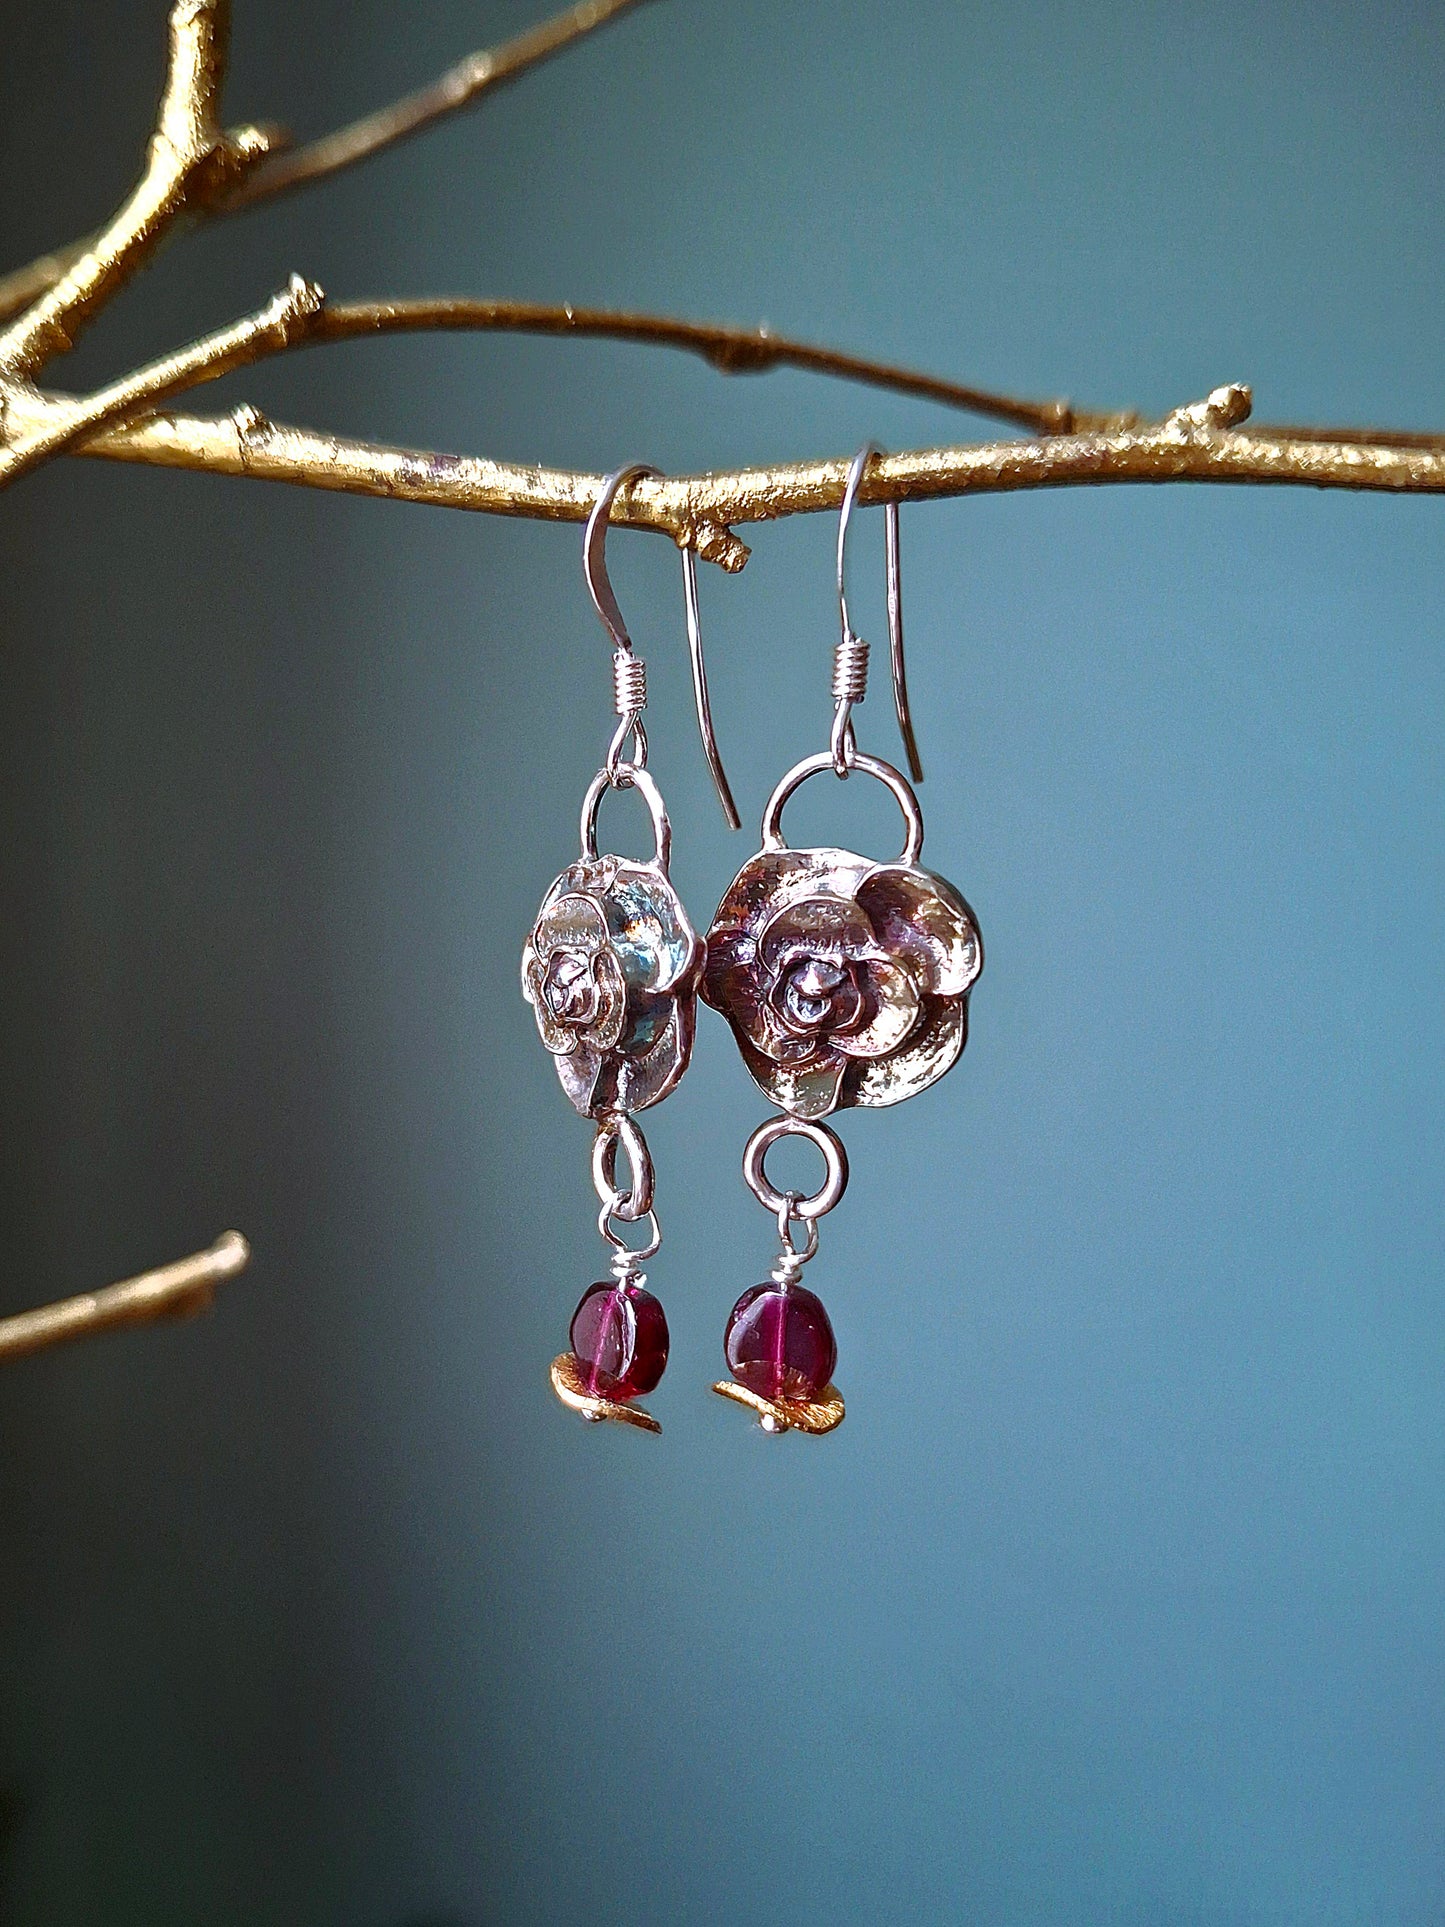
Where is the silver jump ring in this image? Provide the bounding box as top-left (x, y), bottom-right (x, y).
top-left (760, 748), bottom-right (924, 866)
top-left (597, 1203), bottom-right (662, 1262)
top-left (592, 1112), bottom-right (654, 1223)
top-left (743, 1115), bottom-right (849, 1221)
top-left (579, 761), bottom-right (673, 871)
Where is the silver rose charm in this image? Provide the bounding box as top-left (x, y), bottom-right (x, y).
top-left (702, 751), bottom-right (981, 1120)
top-left (523, 766), bottom-right (702, 1119)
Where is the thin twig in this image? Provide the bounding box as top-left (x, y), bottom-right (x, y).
top-left (0, 1232), bottom-right (250, 1364)
top-left (173, 292), bottom-right (1445, 447)
top-left (311, 299), bottom-right (1097, 434)
top-left (0, 274), bottom-right (325, 485)
top-left (0, 0), bottom-right (657, 327)
top-left (224, 0), bottom-right (657, 206)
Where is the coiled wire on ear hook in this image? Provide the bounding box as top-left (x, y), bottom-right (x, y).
top-left (833, 444), bottom-right (924, 784)
top-left (584, 466), bottom-right (741, 825)
top-left (584, 464), bottom-right (659, 780)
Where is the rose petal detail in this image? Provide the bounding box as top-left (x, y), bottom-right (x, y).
top-left (588, 946), bottom-right (627, 1052)
top-left (601, 868), bottom-right (699, 994)
top-left (526, 847), bottom-right (703, 1118)
top-left (703, 843), bottom-right (978, 1117)
top-left (832, 956), bottom-right (923, 1059)
top-left (738, 1036), bottom-right (848, 1120)
top-left (703, 945), bottom-right (788, 1060)
top-left (523, 951), bottom-right (581, 1055)
top-left (855, 866), bottom-right (982, 998)
top-left (709, 849), bottom-right (875, 953)
top-left (849, 997), bottom-right (967, 1108)
top-left (615, 998), bottom-right (695, 1113)
top-left (758, 895), bottom-right (876, 972)
top-left (533, 891), bottom-right (609, 959)
top-left (556, 1041), bottom-right (609, 1116)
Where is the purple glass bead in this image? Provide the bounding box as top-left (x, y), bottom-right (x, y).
top-left (724, 1283), bottom-right (837, 1402)
top-left (569, 1281), bottom-right (669, 1401)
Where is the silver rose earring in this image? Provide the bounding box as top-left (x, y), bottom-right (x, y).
top-left (521, 466), bottom-right (709, 1435)
top-left (702, 447), bottom-right (983, 1435)
top-left (524, 466), bottom-right (705, 1433)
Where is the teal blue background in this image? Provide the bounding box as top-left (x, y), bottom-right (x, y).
top-left (2, 2), bottom-right (1443, 1921)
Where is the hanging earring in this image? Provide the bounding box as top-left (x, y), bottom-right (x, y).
top-left (701, 446), bottom-right (983, 1434)
top-left (522, 466), bottom-right (704, 1434)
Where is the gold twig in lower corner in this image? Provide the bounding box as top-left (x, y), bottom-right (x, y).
top-left (0, 1232), bottom-right (250, 1365)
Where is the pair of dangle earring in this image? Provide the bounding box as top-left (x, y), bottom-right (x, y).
top-left (523, 452), bottom-right (982, 1436)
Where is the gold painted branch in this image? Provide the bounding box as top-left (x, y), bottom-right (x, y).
top-left (3, 0), bottom-right (1443, 572)
top-left (222, 0), bottom-right (655, 208)
top-left (0, 0), bottom-right (655, 327)
top-left (0, 0), bottom-right (279, 378)
top-left (0, 1232), bottom-right (250, 1364)
top-left (0, 275), bottom-right (325, 486)
top-left (21, 382), bottom-right (1445, 574)
top-left (306, 298), bottom-right (1095, 435)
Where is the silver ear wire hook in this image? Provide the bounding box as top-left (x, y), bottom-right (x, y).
top-left (585, 464), bottom-right (658, 652)
top-left (833, 444), bottom-right (925, 783)
top-left (680, 544), bottom-right (741, 829)
top-left (585, 464), bottom-right (660, 779)
top-left (884, 490), bottom-right (924, 783)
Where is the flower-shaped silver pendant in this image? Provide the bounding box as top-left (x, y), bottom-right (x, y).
top-left (702, 752), bottom-right (982, 1120)
top-left (523, 767), bottom-right (703, 1118)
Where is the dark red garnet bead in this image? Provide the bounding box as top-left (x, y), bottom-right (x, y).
top-left (724, 1283), bottom-right (837, 1403)
top-left (569, 1281), bottom-right (669, 1401)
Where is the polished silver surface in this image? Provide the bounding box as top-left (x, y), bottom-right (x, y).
top-left (585, 464), bottom-right (659, 783)
top-left (742, 1113), bottom-right (850, 1220)
top-left (523, 763), bottom-right (702, 1116)
top-left (596, 1201), bottom-right (663, 1266)
top-left (769, 1197), bottom-right (821, 1285)
top-left (604, 713), bottom-right (648, 779)
top-left (883, 495), bottom-right (923, 782)
top-left (680, 543), bottom-right (742, 829)
top-left (610, 647), bottom-right (648, 717)
top-left (526, 494), bottom-right (706, 1115)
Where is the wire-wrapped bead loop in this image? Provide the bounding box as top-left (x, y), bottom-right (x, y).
top-left (596, 1203), bottom-right (662, 1266)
